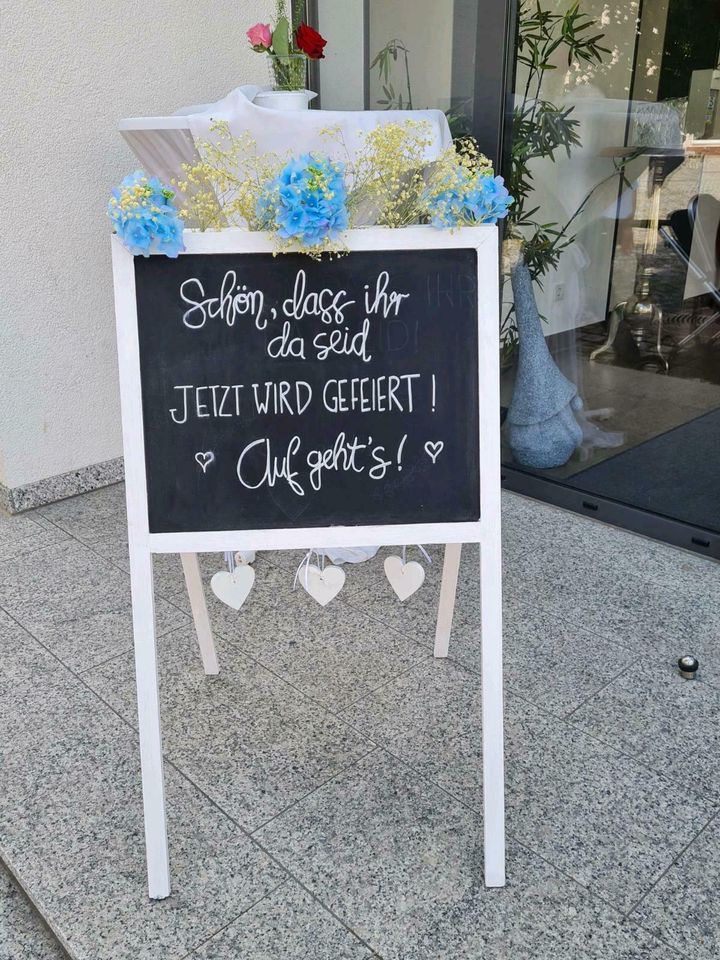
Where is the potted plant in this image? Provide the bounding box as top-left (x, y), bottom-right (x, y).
top-left (247, 1), bottom-right (327, 111)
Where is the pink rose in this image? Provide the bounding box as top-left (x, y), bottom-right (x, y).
top-left (247, 22), bottom-right (272, 50)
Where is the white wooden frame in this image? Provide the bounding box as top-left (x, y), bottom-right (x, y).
top-left (111, 225), bottom-right (505, 898)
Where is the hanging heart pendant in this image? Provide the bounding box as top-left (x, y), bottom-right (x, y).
top-left (299, 563), bottom-right (345, 607)
top-left (210, 565), bottom-right (256, 610)
top-left (384, 556), bottom-right (425, 602)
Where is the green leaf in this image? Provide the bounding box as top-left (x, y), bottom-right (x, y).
top-left (272, 16), bottom-right (290, 57)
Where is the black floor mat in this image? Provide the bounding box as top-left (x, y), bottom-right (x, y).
top-left (571, 406), bottom-right (720, 532)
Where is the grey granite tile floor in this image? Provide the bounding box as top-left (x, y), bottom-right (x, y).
top-left (1, 482), bottom-right (717, 958)
top-left (0, 863), bottom-right (66, 960)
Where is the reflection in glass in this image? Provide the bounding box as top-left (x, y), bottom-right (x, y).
top-left (503, 0), bottom-right (720, 534)
top-left (314, 0), bottom-right (480, 137)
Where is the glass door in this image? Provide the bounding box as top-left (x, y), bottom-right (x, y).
top-left (501, 0), bottom-right (720, 554)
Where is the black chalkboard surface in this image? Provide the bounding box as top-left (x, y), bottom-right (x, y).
top-left (133, 248), bottom-right (480, 534)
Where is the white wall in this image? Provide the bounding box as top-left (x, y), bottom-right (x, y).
top-left (0, 0), bottom-right (271, 491)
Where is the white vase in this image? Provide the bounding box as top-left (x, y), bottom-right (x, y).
top-left (252, 89), bottom-right (317, 111)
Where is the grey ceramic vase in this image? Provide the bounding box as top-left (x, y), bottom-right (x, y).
top-left (506, 260), bottom-right (583, 469)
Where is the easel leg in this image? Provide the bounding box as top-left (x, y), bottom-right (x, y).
top-left (129, 544), bottom-right (171, 899)
top-left (180, 553), bottom-right (219, 675)
top-left (480, 534), bottom-right (505, 887)
top-left (434, 543), bottom-right (462, 658)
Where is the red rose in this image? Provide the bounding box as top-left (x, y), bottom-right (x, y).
top-left (295, 23), bottom-right (327, 60)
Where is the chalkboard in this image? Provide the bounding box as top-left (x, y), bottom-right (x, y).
top-left (133, 246), bottom-right (481, 534)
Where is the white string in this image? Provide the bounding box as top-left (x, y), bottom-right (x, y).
top-left (402, 544), bottom-right (407, 564)
top-left (293, 549), bottom-right (315, 591)
top-left (224, 550), bottom-right (235, 574)
top-left (417, 544), bottom-right (432, 565)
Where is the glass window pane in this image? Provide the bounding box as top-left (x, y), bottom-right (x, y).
top-left (503, 0), bottom-right (720, 534)
top-left (315, 0), bottom-right (481, 138)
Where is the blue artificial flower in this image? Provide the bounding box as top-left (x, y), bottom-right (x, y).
top-left (474, 175), bottom-right (514, 224)
top-left (108, 170), bottom-right (185, 258)
top-left (258, 154), bottom-right (348, 247)
top-left (425, 169), bottom-right (513, 228)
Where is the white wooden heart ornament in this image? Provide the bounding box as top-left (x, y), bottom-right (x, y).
top-left (384, 556), bottom-right (425, 602)
top-left (211, 565), bottom-right (255, 610)
top-left (299, 563), bottom-right (345, 607)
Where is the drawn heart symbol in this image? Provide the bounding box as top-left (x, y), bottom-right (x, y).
top-left (424, 441), bottom-right (444, 464)
top-left (210, 565), bottom-right (255, 610)
top-left (384, 556), bottom-right (425, 602)
top-left (195, 451), bottom-right (215, 474)
top-left (298, 564), bottom-right (345, 607)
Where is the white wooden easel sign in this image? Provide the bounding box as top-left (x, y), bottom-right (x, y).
top-left (111, 225), bottom-right (505, 899)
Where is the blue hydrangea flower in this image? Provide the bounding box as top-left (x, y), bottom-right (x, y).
top-left (426, 170), bottom-right (513, 228)
top-left (258, 154), bottom-right (348, 247)
top-left (108, 170), bottom-right (184, 258)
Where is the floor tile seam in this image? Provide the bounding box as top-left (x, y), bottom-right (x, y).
top-left (77, 611), bottom-right (393, 798)
top-left (0, 843), bottom-right (74, 960)
top-left (622, 806), bottom-right (720, 923)
top-left (309, 589), bottom-right (435, 646)
top-left (555, 594), bottom-right (720, 651)
top-left (558, 716), bottom-right (720, 811)
top-left (45, 520), bottom-right (467, 663)
top-left (37, 628), bottom-right (718, 909)
top-left (0, 519), bottom-right (191, 637)
top-left (0, 731), bottom-right (676, 960)
top-left (51, 604), bottom-right (188, 635)
top-left (247, 649), bottom-right (434, 717)
top-left (492, 688), bottom-right (720, 811)
top-left (245, 746), bottom-right (382, 837)
top-left (76, 645), bottom-right (136, 677)
top-left (8, 514), bottom-right (702, 956)
top-left (339, 592), bottom-right (434, 652)
top-left (505, 592), bottom-right (662, 660)
top-left (0, 605), bottom-right (145, 728)
top-left (27, 512), bottom-right (107, 546)
top-left (0, 530), bottom-right (74, 564)
top-left (505, 833), bottom-right (662, 922)
top-left (342, 579), bottom-right (655, 667)
top-left (321, 651), bottom-right (436, 713)
top-left (53, 528), bottom-right (134, 575)
top-left (161, 751), bottom-right (386, 959)
top-left (75, 620), bottom-right (258, 677)
top-left (175, 878), bottom-right (291, 960)
top-left (562, 667), bottom-right (643, 720)
top-left (178, 604), bottom-right (433, 715)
